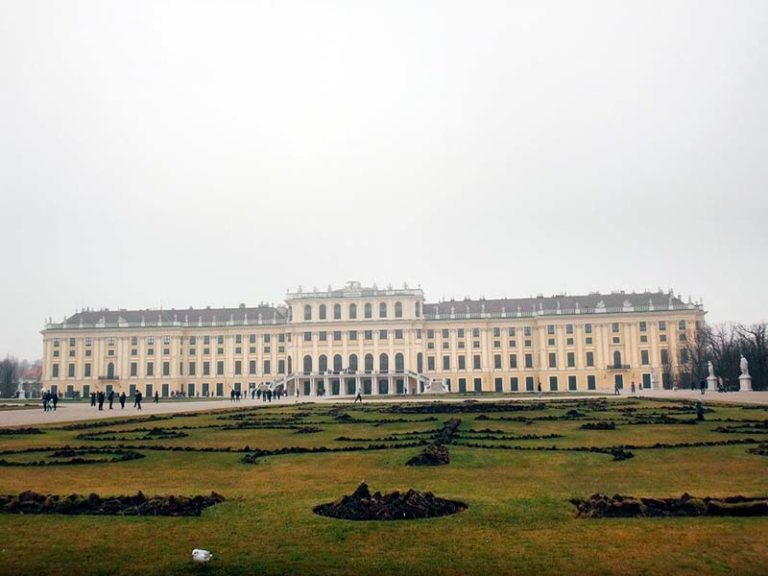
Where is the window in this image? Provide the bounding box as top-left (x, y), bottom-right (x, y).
top-left (494, 354), bottom-right (501, 369)
top-left (613, 351), bottom-right (622, 368)
top-left (395, 329), bottom-right (403, 339)
top-left (85, 337), bottom-right (92, 346)
top-left (427, 330), bottom-right (434, 339)
top-left (548, 338), bottom-right (555, 346)
top-left (525, 354), bottom-right (533, 369)
top-left (263, 360), bottom-right (271, 374)
top-left (509, 354), bottom-right (517, 369)
top-left (472, 328), bottom-right (480, 338)
top-left (217, 335), bottom-right (224, 345)
top-left (130, 337), bottom-right (137, 346)
top-left (493, 327), bottom-right (501, 338)
top-left (216, 361), bottom-right (224, 375)
top-left (458, 328), bottom-right (465, 338)
top-left (525, 339), bottom-right (532, 347)
top-left (379, 302), bottom-right (387, 318)
top-left (163, 361), bottom-right (170, 376)
top-left (679, 334), bottom-right (687, 342)
top-left (585, 324), bottom-right (592, 334)
top-left (680, 349), bottom-right (689, 364)
top-left (508, 327), bottom-right (516, 337)
top-left (52, 364), bottom-right (59, 378)
top-left (379, 330), bottom-right (387, 340)
top-left (566, 324), bottom-right (574, 334)
top-left (547, 325), bottom-right (555, 335)
top-left (189, 362), bottom-right (196, 376)
top-left (319, 331), bottom-right (327, 342)
top-left (443, 356), bottom-right (451, 370)
top-left (163, 335), bottom-right (171, 345)
top-left (568, 375), bottom-right (577, 391)
top-left (567, 352), bottom-right (575, 368)
top-left (163, 348), bottom-right (170, 356)
top-left (68, 337), bottom-right (76, 347)
top-left (249, 360), bottom-right (256, 375)
top-left (68, 363), bottom-right (75, 378)
top-left (204, 336), bottom-right (210, 345)
top-left (660, 334), bottom-right (667, 342)
top-left (349, 330), bottom-right (357, 341)
top-left (509, 340), bottom-right (516, 347)
top-left (416, 329), bottom-right (422, 339)
top-left (84, 363), bottom-right (91, 377)
top-left (235, 334), bottom-right (242, 344)
top-left (248, 334), bottom-right (255, 344)
top-left (566, 338), bottom-right (574, 346)
top-left (612, 337), bottom-right (620, 344)
top-left (278, 359), bottom-right (285, 374)
top-left (678, 320), bottom-right (686, 330)
top-left (493, 340), bottom-right (501, 348)
top-left (334, 303), bottom-right (341, 319)
top-left (458, 341), bottom-right (465, 349)
top-left (458, 355), bottom-right (466, 370)
top-left (495, 377), bottom-right (503, 392)
top-left (130, 362), bottom-right (138, 377)
top-left (473, 355), bottom-right (481, 370)
top-left (640, 335), bottom-right (648, 343)
top-left (549, 376), bottom-right (558, 391)
top-left (146, 362), bottom-right (154, 376)
top-left (364, 330), bottom-right (373, 340)
top-left (304, 331), bottom-right (312, 342)
top-left (249, 347), bottom-right (255, 354)
top-left (234, 360), bottom-right (242, 375)
top-left (524, 326), bottom-right (532, 337)
top-left (333, 330), bottom-right (342, 341)
top-left (415, 302), bottom-right (421, 317)
top-left (659, 321), bottom-right (667, 331)
top-left (641, 350), bottom-right (649, 365)
top-left (319, 304), bottom-right (327, 320)
top-left (108, 337), bottom-right (115, 345)
top-left (349, 303), bottom-right (357, 319)
top-left (442, 328), bottom-right (449, 339)
top-left (585, 337), bottom-right (593, 345)
top-left (612, 323), bottom-right (620, 333)
top-left (53, 350), bottom-right (59, 358)
top-left (427, 356), bottom-right (436, 371)
top-left (639, 321), bottom-right (647, 332)
top-left (548, 353), bottom-right (557, 368)
top-left (364, 303), bottom-right (372, 318)
top-left (586, 352), bottom-right (594, 367)
top-left (203, 361), bottom-right (210, 376)
top-left (395, 302), bottom-right (403, 318)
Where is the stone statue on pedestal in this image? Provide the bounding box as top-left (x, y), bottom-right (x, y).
top-left (739, 355), bottom-right (753, 391)
top-left (740, 355), bottom-right (749, 376)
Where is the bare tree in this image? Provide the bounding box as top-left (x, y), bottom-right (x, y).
top-left (737, 323), bottom-right (768, 391)
top-left (680, 324), bottom-right (712, 388)
top-left (0, 356), bottom-right (19, 398)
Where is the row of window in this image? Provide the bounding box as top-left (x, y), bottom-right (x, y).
top-left (301, 301), bottom-right (420, 321)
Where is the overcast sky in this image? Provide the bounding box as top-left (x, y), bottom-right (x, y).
top-left (1, 0), bottom-right (767, 360)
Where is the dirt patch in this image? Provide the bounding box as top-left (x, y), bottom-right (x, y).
top-left (406, 443), bottom-right (450, 466)
top-left (313, 483), bottom-right (466, 520)
top-left (580, 422), bottom-right (617, 430)
top-left (571, 493), bottom-right (768, 518)
top-left (0, 490), bottom-right (225, 516)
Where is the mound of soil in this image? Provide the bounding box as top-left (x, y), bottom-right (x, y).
top-left (571, 493), bottom-right (768, 518)
top-left (747, 444), bottom-right (768, 456)
top-left (0, 490), bottom-right (225, 516)
top-left (314, 483), bottom-right (466, 521)
top-left (406, 443), bottom-right (450, 466)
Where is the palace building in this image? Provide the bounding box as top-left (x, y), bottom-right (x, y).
top-left (40, 281), bottom-right (705, 399)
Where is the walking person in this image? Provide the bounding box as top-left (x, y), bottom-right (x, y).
top-left (700, 379), bottom-right (707, 395)
top-left (90, 392), bottom-right (97, 407)
top-left (97, 391), bottom-right (105, 411)
top-left (119, 392), bottom-right (126, 409)
top-left (108, 390), bottom-right (115, 409)
top-left (134, 390), bottom-right (143, 410)
top-left (354, 389), bottom-right (363, 404)
top-left (537, 382), bottom-right (542, 398)
top-left (630, 382), bottom-right (636, 396)
top-left (154, 391), bottom-right (159, 404)
top-left (51, 393), bottom-right (58, 411)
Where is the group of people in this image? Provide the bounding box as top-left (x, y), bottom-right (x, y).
top-left (41, 391), bottom-right (58, 411)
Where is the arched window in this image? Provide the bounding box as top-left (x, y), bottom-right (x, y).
top-left (417, 352), bottom-right (423, 373)
top-left (304, 305), bottom-right (312, 321)
top-left (415, 302), bottom-right (421, 317)
top-left (303, 355), bottom-right (313, 374)
top-left (395, 302), bottom-right (403, 318)
top-left (613, 351), bottom-right (622, 368)
top-left (379, 302), bottom-right (387, 318)
top-left (319, 304), bottom-right (327, 320)
top-left (319, 355), bottom-right (328, 373)
top-left (380, 353), bottom-right (389, 373)
top-left (333, 354), bottom-right (342, 371)
top-left (364, 353), bottom-right (374, 372)
top-left (395, 353), bottom-right (404, 372)
top-left (349, 303), bottom-right (357, 319)
top-left (349, 354), bottom-right (358, 371)
top-left (107, 362), bottom-right (115, 379)
top-left (364, 303), bottom-right (372, 319)
top-left (333, 303), bottom-right (341, 320)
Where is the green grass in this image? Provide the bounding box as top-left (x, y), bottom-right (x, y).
top-left (0, 398), bottom-right (767, 575)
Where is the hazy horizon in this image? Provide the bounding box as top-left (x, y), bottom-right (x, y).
top-left (2, 0), bottom-right (767, 361)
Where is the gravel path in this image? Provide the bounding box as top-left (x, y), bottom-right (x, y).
top-left (0, 390), bottom-right (765, 428)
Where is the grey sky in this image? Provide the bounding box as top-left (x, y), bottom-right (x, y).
top-left (1, 0), bottom-right (767, 361)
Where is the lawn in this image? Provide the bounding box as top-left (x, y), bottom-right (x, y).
top-left (0, 397), bottom-right (766, 575)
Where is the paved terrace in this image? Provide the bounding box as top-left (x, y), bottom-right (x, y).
top-left (0, 390), bottom-right (765, 428)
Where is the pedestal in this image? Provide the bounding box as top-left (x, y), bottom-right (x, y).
top-left (739, 374), bottom-right (753, 392)
top-left (707, 375), bottom-right (718, 391)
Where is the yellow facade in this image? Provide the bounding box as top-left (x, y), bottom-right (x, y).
top-left (41, 281), bottom-right (705, 398)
